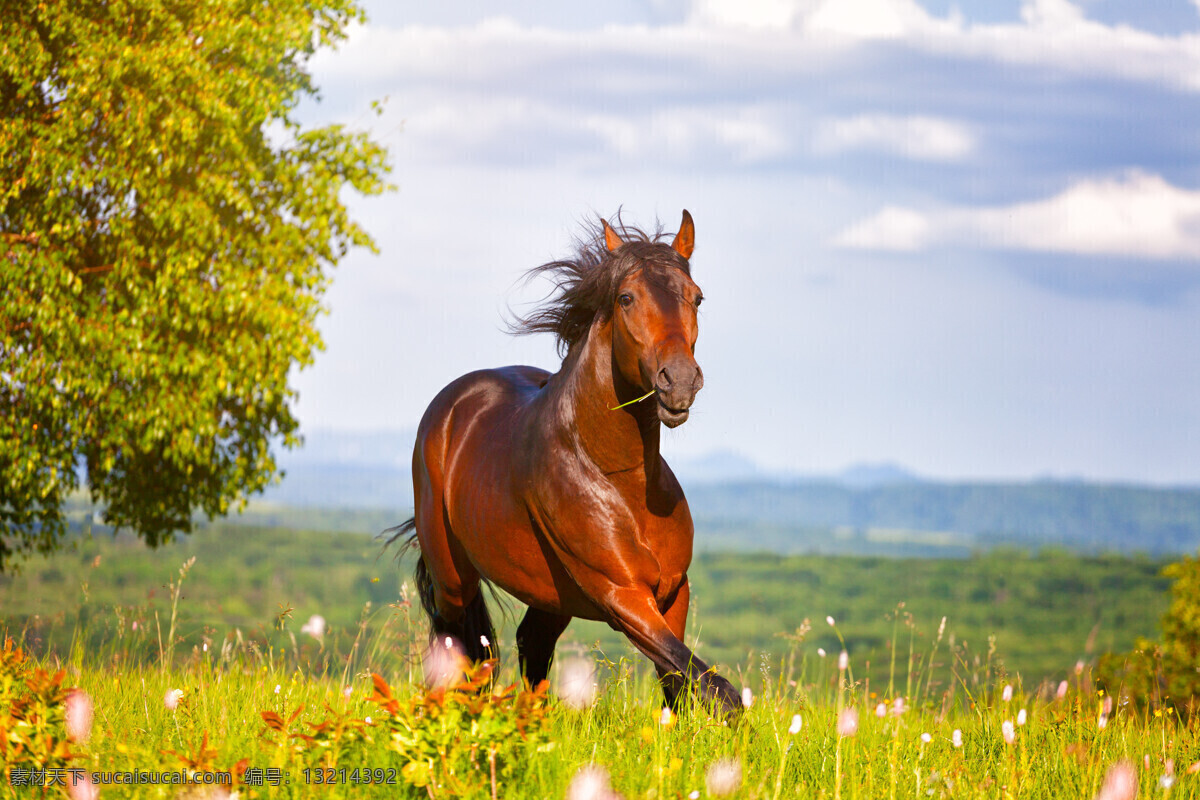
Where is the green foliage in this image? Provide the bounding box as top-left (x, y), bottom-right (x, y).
top-left (0, 638), bottom-right (75, 783)
top-left (0, 525), bottom-right (1172, 688)
top-left (364, 666), bottom-right (551, 796)
top-left (0, 0), bottom-right (391, 571)
top-left (1160, 556), bottom-right (1200, 682)
top-left (1097, 554), bottom-right (1200, 714)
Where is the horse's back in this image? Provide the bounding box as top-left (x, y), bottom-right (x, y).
top-left (414, 364), bottom-right (547, 449)
top-left (412, 365), bottom-right (550, 508)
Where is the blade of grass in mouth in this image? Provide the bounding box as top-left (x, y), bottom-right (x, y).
top-left (609, 389), bottom-right (656, 411)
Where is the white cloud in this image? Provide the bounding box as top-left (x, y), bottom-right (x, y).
top-left (813, 114), bottom-right (975, 162)
top-left (393, 96), bottom-right (791, 165)
top-left (1020, 0), bottom-right (1086, 28)
top-left (315, 0), bottom-right (1200, 94)
top-left (585, 106), bottom-right (790, 163)
top-left (806, 0), bottom-right (936, 39)
top-left (689, 0), bottom-right (815, 30)
top-left (937, 0), bottom-right (1200, 91)
top-left (834, 171), bottom-right (1200, 260)
top-left (834, 206), bottom-right (931, 251)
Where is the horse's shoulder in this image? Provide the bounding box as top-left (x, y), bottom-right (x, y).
top-left (431, 366), bottom-right (550, 406)
top-left (487, 365), bottom-right (553, 391)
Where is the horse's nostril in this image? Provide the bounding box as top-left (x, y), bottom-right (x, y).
top-left (657, 366), bottom-right (673, 389)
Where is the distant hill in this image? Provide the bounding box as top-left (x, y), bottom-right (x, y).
top-left (683, 479), bottom-right (1200, 556)
top-left (834, 462), bottom-right (922, 488)
top-left (258, 430), bottom-right (1200, 557)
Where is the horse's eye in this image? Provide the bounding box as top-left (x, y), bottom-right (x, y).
top-left (618, 293), bottom-right (634, 308)
top-left (694, 296), bottom-right (704, 308)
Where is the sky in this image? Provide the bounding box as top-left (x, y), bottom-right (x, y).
top-left (290, 0), bottom-right (1200, 485)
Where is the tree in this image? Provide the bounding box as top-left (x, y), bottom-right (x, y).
top-left (1, 0), bottom-right (391, 571)
top-left (1096, 554), bottom-right (1200, 715)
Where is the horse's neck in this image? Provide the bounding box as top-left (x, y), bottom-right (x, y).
top-left (557, 323), bottom-right (661, 478)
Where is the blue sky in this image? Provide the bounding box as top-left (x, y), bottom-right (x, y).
top-left (292, 0), bottom-right (1200, 485)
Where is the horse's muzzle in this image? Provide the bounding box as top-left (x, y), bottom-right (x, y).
top-left (655, 360), bottom-right (703, 428)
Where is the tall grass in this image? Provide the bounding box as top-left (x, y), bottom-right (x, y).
top-left (2, 556), bottom-right (1195, 799)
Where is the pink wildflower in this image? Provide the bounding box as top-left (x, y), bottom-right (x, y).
top-left (65, 690), bottom-right (93, 743)
top-left (1002, 720), bottom-right (1015, 745)
top-left (837, 708), bottom-right (859, 737)
top-left (1094, 761), bottom-right (1137, 800)
top-left (424, 637), bottom-right (467, 689)
top-left (164, 688), bottom-right (183, 711)
top-left (67, 772), bottom-right (100, 800)
top-left (566, 764), bottom-right (617, 800)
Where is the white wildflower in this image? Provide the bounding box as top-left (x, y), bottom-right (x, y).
top-left (705, 758), bottom-right (742, 798)
top-left (557, 658), bottom-right (598, 710)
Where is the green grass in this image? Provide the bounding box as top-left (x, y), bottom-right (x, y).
top-left (2, 571), bottom-right (1196, 799)
top-left (1, 525), bottom-right (1193, 798)
top-left (0, 524), bottom-right (1172, 689)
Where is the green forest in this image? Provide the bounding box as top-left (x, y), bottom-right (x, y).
top-left (1, 521), bottom-right (1173, 689)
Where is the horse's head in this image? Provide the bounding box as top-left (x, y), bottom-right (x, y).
top-left (605, 211), bottom-right (704, 428)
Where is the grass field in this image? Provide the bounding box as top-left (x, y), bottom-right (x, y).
top-left (0, 523), bottom-right (1173, 687)
top-left (2, 524), bottom-right (1194, 798)
top-left (2, 588), bottom-right (1194, 799)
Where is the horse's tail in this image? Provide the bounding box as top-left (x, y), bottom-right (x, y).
top-left (380, 517), bottom-right (495, 661)
top-left (381, 517), bottom-right (438, 624)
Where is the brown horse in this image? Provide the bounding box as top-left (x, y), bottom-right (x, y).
top-left (388, 210), bottom-right (741, 715)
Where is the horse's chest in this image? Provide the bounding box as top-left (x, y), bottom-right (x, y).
top-left (611, 478), bottom-right (693, 601)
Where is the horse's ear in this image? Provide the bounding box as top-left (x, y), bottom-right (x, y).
top-left (602, 219), bottom-right (623, 252)
top-left (672, 210), bottom-right (695, 260)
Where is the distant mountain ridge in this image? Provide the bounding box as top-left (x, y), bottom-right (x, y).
top-left (263, 430), bottom-right (1200, 556)
top-left (276, 430), bottom-right (922, 486)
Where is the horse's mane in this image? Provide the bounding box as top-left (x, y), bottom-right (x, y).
top-left (509, 214), bottom-right (691, 356)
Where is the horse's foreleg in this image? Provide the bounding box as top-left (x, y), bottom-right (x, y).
top-left (516, 607), bottom-right (572, 690)
top-left (602, 585), bottom-right (741, 717)
top-left (656, 577), bottom-right (691, 710)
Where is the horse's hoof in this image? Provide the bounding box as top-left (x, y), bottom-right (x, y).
top-left (701, 672), bottom-right (745, 721)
